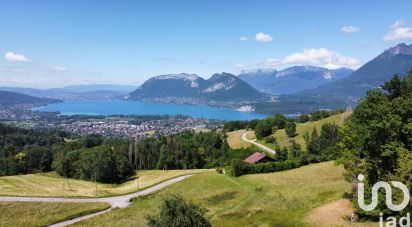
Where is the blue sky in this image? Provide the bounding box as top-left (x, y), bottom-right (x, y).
top-left (1, 0), bottom-right (412, 88)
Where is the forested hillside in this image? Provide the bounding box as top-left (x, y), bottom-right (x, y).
top-left (0, 123), bottom-right (250, 183)
top-left (339, 69), bottom-right (412, 220)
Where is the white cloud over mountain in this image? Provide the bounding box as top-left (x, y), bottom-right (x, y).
top-left (262, 48), bottom-right (360, 69)
top-left (383, 20), bottom-right (412, 41)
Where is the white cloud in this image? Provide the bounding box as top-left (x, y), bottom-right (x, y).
top-left (383, 20), bottom-right (412, 41)
top-left (341, 26), bottom-right (360, 33)
top-left (239, 36), bottom-right (248, 41)
top-left (283, 48), bottom-right (333, 65)
top-left (260, 48), bottom-right (360, 69)
top-left (255, 32), bottom-right (273, 42)
top-left (4, 52), bottom-right (29, 62)
top-left (234, 63), bottom-right (246, 69)
top-left (50, 66), bottom-right (68, 72)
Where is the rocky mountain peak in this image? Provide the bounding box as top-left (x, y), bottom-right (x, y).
top-left (387, 43), bottom-right (412, 55)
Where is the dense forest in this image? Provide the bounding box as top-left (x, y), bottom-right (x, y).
top-left (0, 124), bottom-right (67, 175)
top-left (0, 124), bottom-right (248, 183)
top-left (339, 70), bottom-right (412, 220)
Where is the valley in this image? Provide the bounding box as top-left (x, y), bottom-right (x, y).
top-left (1, 2), bottom-right (412, 226)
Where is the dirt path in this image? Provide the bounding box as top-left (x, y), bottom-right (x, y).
top-left (241, 131), bottom-right (276, 155)
top-left (0, 175), bottom-right (192, 226)
top-left (305, 199), bottom-right (377, 227)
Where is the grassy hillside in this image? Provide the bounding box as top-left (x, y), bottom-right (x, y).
top-left (0, 202), bottom-right (109, 227)
top-left (262, 112), bottom-right (349, 150)
top-left (0, 169), bottom-right (212, 197)
top-left (227, 129), bottom-right (251, 149)
top-left (72, 162), bottom-right (365, 227)
top-left (227, 112), bottom-right (349, 151)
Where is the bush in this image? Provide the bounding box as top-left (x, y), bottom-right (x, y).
top-left (299, 114), bottom-right (310, 123)
top-left (264, 136), bottom-right (277, 145)
top-left (255, 120), bottom-right (273, 139)
top-left (285, 122), bottom-right (297, 137)
top-left (242, 160), bottom-right (298, 175)
top-left (229, 159), bottom-right (246, 177)
top-left (146, 194), bottom-right (211, 227)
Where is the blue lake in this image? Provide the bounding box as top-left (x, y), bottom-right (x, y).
top-left (34, 100), bottom-right (267, 121)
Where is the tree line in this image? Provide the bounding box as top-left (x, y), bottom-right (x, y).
top-left (339, 70), bottom-right (412, 220)
top-left (0, 124), bottom-right (251, 183)
top-left (0, 124), bottom-right (67, 175)
top-left (54, 129), bottom-right (250, 183)
top-left (223, 109), bottom-right (344, 140)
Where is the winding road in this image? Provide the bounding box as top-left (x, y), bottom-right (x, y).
top-left (241, 131), bottom-right (276, 155)
top-left (0, 175), bottom-right (193, 226)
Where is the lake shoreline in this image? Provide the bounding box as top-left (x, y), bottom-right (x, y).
top-left (33, 100), bottom-right (267, 121)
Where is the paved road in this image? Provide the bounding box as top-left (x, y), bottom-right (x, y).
top-left (241, 131), bottom-right (276, 155)
top-left (0, 175), bottom-right (193, 226)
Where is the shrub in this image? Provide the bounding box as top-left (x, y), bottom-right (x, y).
top-left (255, 121), bottom-right (273, 139)
top-left (229, 159), bottom-right (246, 177)
top-left (146, 194), bottom-right (211, 227)
top-left (285, 121), bottom-right (297, 137)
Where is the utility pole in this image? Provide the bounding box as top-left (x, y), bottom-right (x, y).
top-left (66, 177), bottom-right (72, 190)
top-left (136, 161), bottom-right (139, 197)
top-left (137, 177), bottom-right (140, 197)
top-left (184, 162), bottom-right (187, 179)
top-left (94, 172), bottom-right (98, 197)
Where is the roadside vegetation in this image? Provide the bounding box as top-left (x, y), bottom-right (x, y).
top-left (73, 162), bottom-right (362, 227)
top-left (0, 202), bottom-right (109, 226)
top-left (0, 169), bottom-right (212, 197)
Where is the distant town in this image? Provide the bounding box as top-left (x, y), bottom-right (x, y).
top-left (0, 105), bottom-right (222, 141)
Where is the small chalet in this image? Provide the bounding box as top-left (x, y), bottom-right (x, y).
top-left (243, 152), bottom-right (273, 164)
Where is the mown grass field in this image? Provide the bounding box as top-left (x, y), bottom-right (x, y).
top-left (72, 162), bottom-right (369, 227)
top-left (0, 202), bottom-right (109, 227)
top-left (227, 129), bottom-right (251, 149)
top-left (0, 169), bottom-right (212, 197)
top-left (261, 112), bottom-right (348, 150)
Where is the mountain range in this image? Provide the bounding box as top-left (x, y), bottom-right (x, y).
top-left (0, 90), bottom-right (59, 107)
top-left (238, 66), bottom-right (354, 95)
top-left (0, 84), bottom-right (137, 100)
top-left (291, 43), bottom-right (412, 100)
top-left (1, 43), bottom-right (412, 115)
top-left (127, 72), bottom-right (269, 104)
top-left (254, 43), bottom-right (412, 114)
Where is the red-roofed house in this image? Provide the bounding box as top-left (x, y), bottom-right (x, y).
top-left (243, 152), bottom-right (273, 164)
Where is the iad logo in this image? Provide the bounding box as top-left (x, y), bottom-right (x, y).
top-left (357, 174), bottom-right (410, 212)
